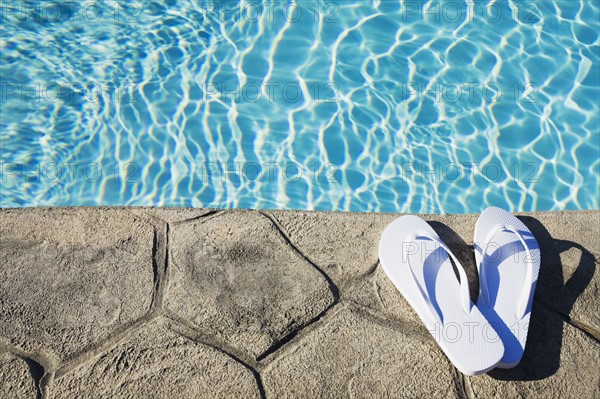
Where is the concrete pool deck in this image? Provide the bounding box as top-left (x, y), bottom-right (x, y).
top-left (0, 207), bottom-right (598, 398)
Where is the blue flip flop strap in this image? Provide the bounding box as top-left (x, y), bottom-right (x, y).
top-left (480, 224), bottom-right (535, 320)
top-left (405, 229), bottom-right (472, 325)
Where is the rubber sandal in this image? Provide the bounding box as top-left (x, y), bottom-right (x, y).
top-left (379, 215), bottom-right (504, 375)
top-left (474, 207), bottom-right (541, 368)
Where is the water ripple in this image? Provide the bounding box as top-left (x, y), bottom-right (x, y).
top-left (1, 0), bottom-right (598, 213)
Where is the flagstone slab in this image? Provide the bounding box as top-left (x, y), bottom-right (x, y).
top-left (128, 207), bottom-right (214, 223)
top-left (0, 352), bottom-right (37, 399)
top-left (468, 305), bottom-right (600, 398)
top-left (267, 210), bottom-right (396, 284)
top-left (0, 208), bottom-right (155, 364)
top-left (344, 266), bottom-right (422, 326)
top-left (50, 319), bottom-right (261, 399)
top-left (166, 211), bottom-right (335, 358)
top-left (262, 306), bottom-right (461, 398)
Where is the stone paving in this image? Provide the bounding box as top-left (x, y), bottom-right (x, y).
top-left (0, 208), bottom-right (598, 398)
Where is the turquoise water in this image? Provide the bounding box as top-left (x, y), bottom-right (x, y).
top-left (1, 0), bottom-right (599, 213)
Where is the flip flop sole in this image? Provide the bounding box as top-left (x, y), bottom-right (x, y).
top-left (380, 215), bottom-right (504, 375)
top-left (474, 207), bottom-right (541, 368)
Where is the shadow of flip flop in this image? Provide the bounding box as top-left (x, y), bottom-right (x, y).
top-left (488, 216), bottom-right (596, 381)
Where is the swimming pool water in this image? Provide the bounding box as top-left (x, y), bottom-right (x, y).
top-left (1, 0), bottom-right (599, 213)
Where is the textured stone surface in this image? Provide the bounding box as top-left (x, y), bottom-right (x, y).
top-left (522, 211), bottom-right (600, 335)
top-left (166, 211), bottom-right (334, 358)
top-left (263, 306), bottom-right (461, 398)
top-left (50, 319), bottom-right (261, 398)
top-left (268, 211), bottom-right (396, 283)
top-left (128, 207), bottom-right (214, 223)
top-left (269, 211), bottom-right (481, 290)
top-left (0, 352), bottom-right (37, 398)
top-left (344, 266), bottom-right (422, 325)
top-left (272, 210), bottom-right (599, 334)
top-left (0, 208), bottom-right (598, 398)
top-left (468, 305), bottom-right (600, 398)
top-left (0, 208), bottom-right (155, 364)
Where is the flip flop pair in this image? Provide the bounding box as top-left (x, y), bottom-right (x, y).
top-left (379, 207), bottom-right (540, 375)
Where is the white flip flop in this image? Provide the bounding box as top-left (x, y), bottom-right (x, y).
top-left (474, 207), bottom-right (541, 368)
top-left (379, 215), bottom-right (504, 376)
